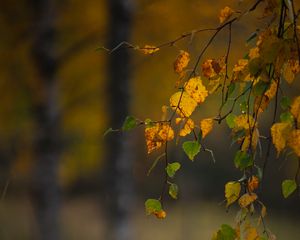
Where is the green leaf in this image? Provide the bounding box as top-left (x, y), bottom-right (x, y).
top-left (258, 237), bottom-right (268, 240)
top-left (226, 82), bottom-right (236, 100)
top-left (166, 162), bottom-right (181, 178)
top-left (213, 224), bottom-right (236, 240)
top-left (147, 153), bottom-right (166, 176)
top-left (169, 183), bottom-right (178, 199)
top-left (253, 81), bottom-right (269, 96)
top-left (145, 199), bottom-right (162, 215)
top-left (280, 96), bottom-right (291, 110)
top-left (282, 179), bottom-right (297, 198)
top-left (226, 113), bottom-right (236, 128)
top-left (225, 182), bottom-right (241, 207)
top-left (234, 150), bottom-right (253, 170)
top-left (248, 58), bottom-right (263, 77)
top-left (240, 101), bottom-right (248, 113)
top-left (182, 141), bottom-right (201, 161)
top-left (280, 112), bottom-right (294, 124)
top-left (122, 116), bottom-right (137, 131)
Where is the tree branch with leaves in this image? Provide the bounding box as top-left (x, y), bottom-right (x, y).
top-left (104, 0), bottom-right (300, 239)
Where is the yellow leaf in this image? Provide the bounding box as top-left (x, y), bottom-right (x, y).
top-left (140, 45), bottom-right (159, 54)
top-left (200, 118), bottom-right (214, 138)
top-left (225, 181), bottom-right (241, 207)
top-left (241, 136), bottom-right (251, 152)
top-left (175, 117), bottom-right (182, 125)
top-left (283, 60), bottom-right (300, 84)
top-left (244, 226), bottom-right (259, 240)
top-left (238, 193), bottom-right (257, 208)
top-left (271, 122), bottom-right (292, 156)
top-left (170, 91), bottom-right (197, 117)
top-left (234, 114), bottom-right (255, 131)
top-left (184, 77), bottom-right (208, 104)
top-left (248, 176), bottom-right (259, 192)
top-left (287, 129), bottom-right (300, 157)
top-left (179, 118), bottom-right (195, 137)
top-left (265, 80), bottom-right (278, 100)
top-left (241, 128), bottom-right (259, 152)
top-left (257, 202), bottom-right (267, 226)
top-left (174, 50), bottom-right (190, 74)
top-left (249, 47), bottom-right (260, 59)
top-left (145, 123), bottom-right (174, 153)
top-left (219, 6), bottom-right (234, 24)
top-left (232, 59), bottom-right (250, 82)
top-left (233, 59), bottom-right (248, 72)
top-left (290, 96), bottom-right (300, 124)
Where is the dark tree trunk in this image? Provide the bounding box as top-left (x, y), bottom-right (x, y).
top-left (30, 1), bottom-right (61, 239)
top-left (104, 0), bottom-right (135, 240)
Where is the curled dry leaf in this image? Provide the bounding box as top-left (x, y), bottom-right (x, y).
top-left (264, 80), bottom-right (278, 100)
top-left (219, 6), bottom-right (234, 24)
top-left (140, 45), bottom-right (160, 54)
top-left (247, 176), bottom-right (259, 192)
top-left (238, 193), bottom-right (257, 208)
top-left (174, 50), bottom-right (190, 74)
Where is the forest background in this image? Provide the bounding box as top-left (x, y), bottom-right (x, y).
top-left (0, 0), bottom-right (299, 239)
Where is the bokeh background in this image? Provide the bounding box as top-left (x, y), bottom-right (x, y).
top-left (0, 0), bottom-right (299, 239)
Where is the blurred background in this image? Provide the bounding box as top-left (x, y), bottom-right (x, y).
top-left (0, 0), bottom-right (299, 239)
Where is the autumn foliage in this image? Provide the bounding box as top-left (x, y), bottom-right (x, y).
top-left (106, 0), bottom-right (300, 239)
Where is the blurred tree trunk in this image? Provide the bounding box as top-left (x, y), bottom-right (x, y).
top-left (30, 1), bottom-right (61, 240)
top-left (104, 0), bottom-right (135, 240)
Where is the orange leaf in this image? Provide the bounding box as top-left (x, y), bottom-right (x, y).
top-left (145, 123), bottom-right (174, 153)
top-left (219, 6), bottom-right (234, 24)
top-left (238, 193), bottom-right (257, 208)
top-left (154, 210), bottom-right (166, 219)
top-left (140, 45), bottom-right (159, 54)
top-left (248, 176), bottom-right (259, 192)
top-left (174, 50), bottom-right (190, 74)
top-left (200, 118), bottom-right (214, 138)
